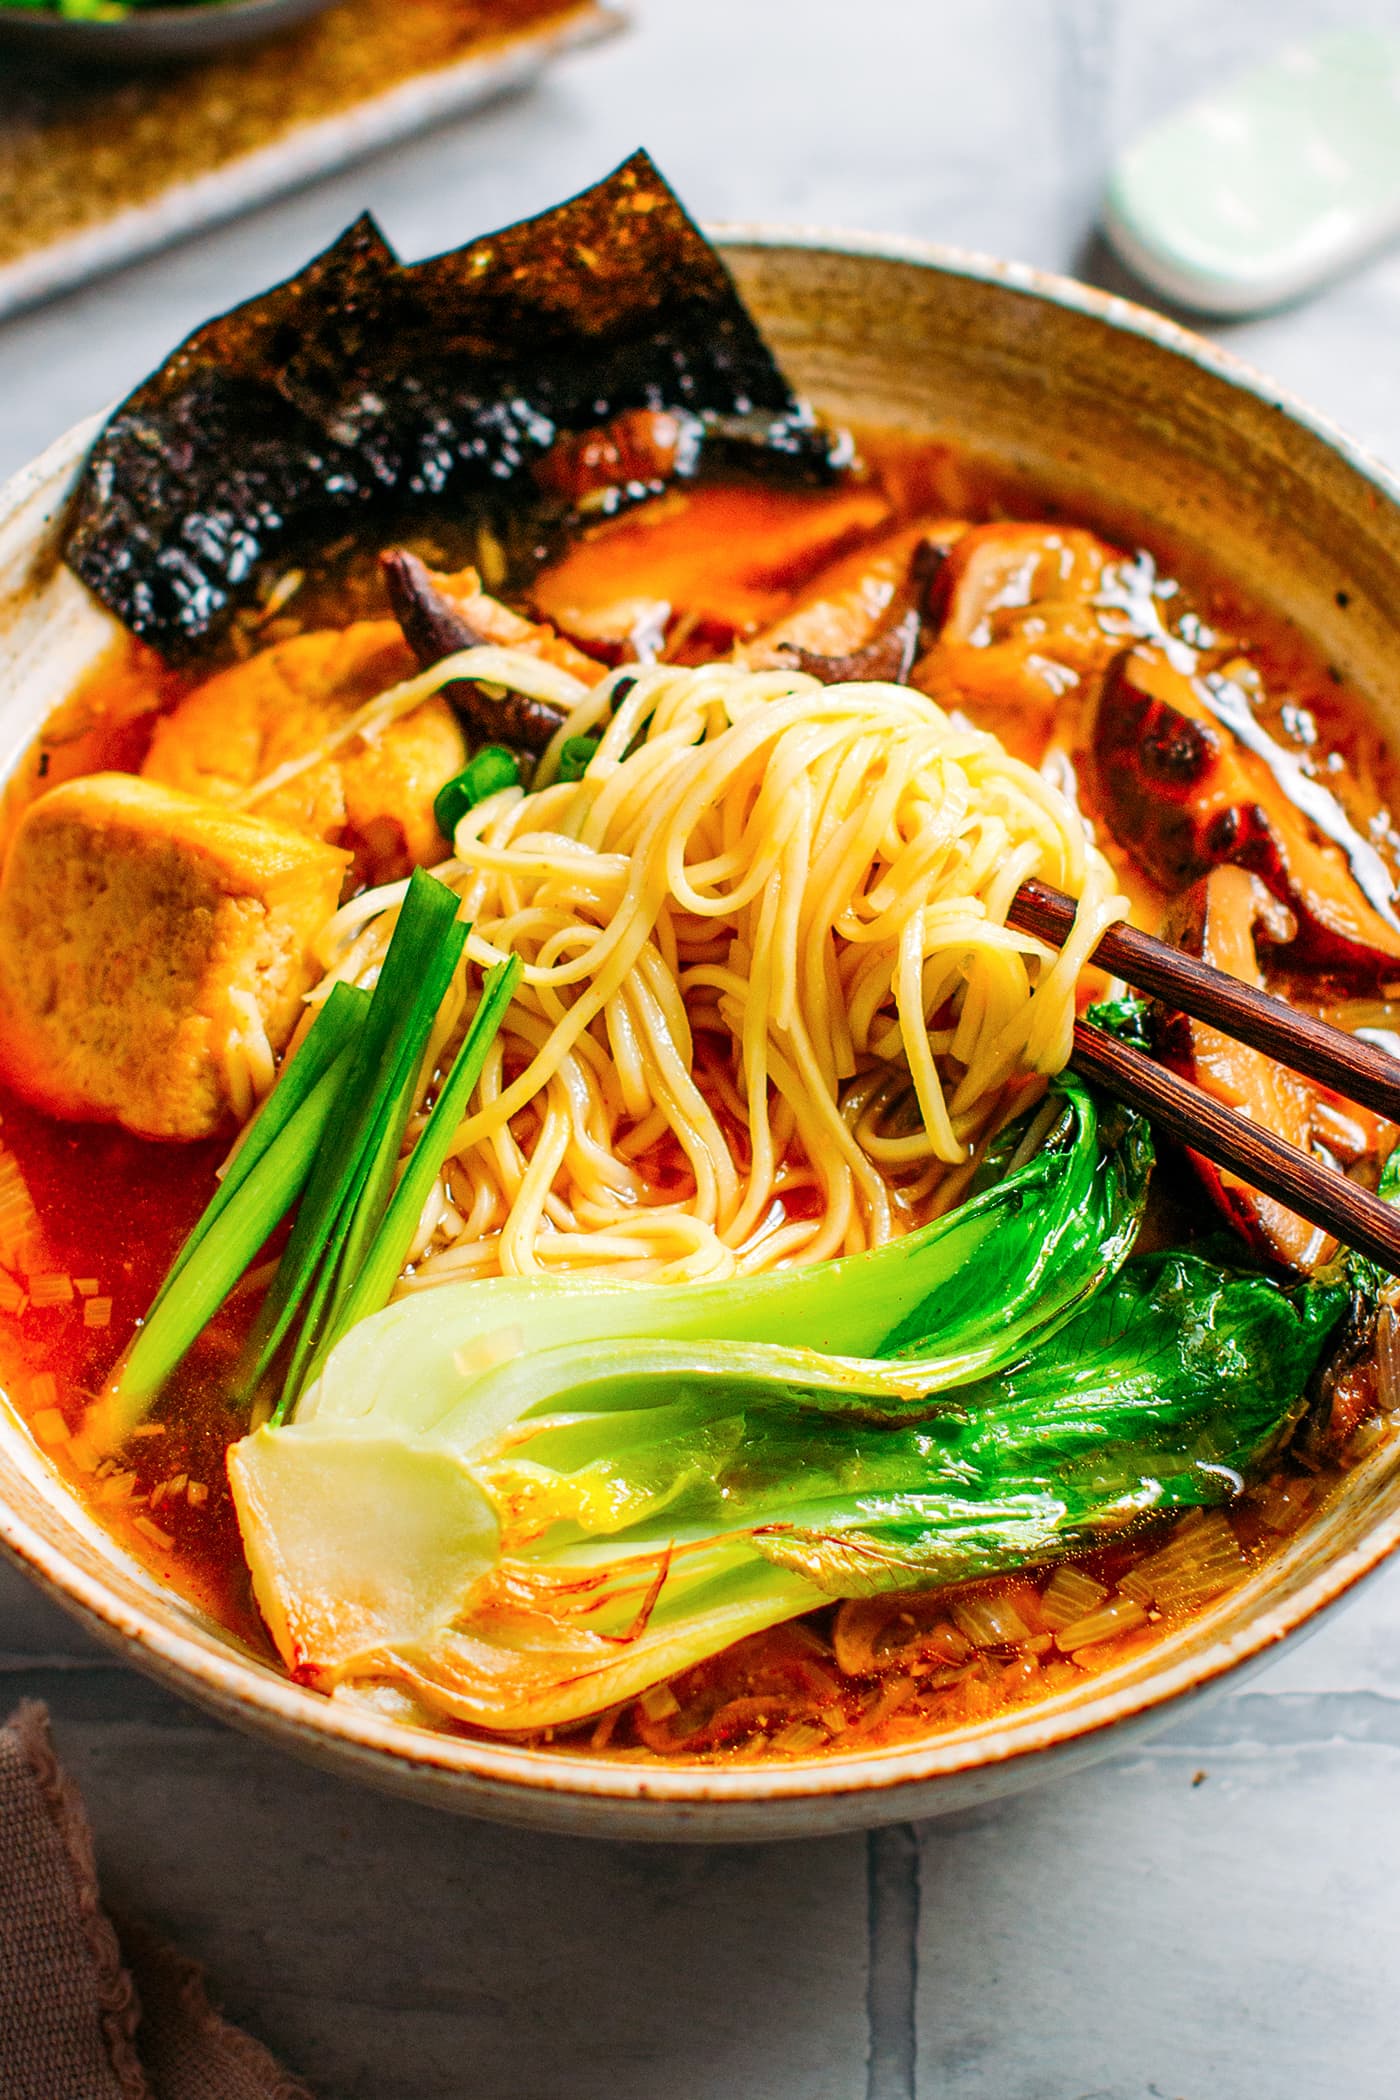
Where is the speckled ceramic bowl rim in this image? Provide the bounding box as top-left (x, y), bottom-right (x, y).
top-left (3, 225), bottom-right (1400, 1820)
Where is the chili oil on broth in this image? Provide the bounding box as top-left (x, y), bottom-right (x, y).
top-left (0, 1079), bottom-right (269, 1650)
top-left (1, 430), bottom-right (1397, 1760)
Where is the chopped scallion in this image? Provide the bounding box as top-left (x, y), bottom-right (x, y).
top-left (433, 746), bottom-right (521, 839)
top-left (556, 735), bottom-right (600, 782)
top-left (149, 981), bottom-right (369, 1322)
top-left (95, 1043), bottom-right (356, 1444)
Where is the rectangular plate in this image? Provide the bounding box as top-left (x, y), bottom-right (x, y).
top-left (0, 0), bottom-right (622, 323)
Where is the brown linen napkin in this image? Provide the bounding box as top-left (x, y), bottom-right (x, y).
top-left (0, 1700), bottom-right (313, 2100)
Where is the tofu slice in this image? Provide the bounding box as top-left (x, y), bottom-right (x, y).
top-left (0, 774), bottom-right (348, 1140)
top-left (141, 621), bottom-right (465, 884)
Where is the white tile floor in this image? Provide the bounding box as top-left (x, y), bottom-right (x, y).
top-left (7, 3), bottom-right (1400, 2092)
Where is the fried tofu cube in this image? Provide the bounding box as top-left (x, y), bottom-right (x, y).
top-left (141, 621), bottom-right (465, 883)
top-left (0, 774), bottom-right (348, 1140)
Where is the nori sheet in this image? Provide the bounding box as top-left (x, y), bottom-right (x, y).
top-left (65, 151), bottom-right (833, 660)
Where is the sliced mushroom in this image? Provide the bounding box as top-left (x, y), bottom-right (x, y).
top-left (382, 550), bottom-right (572, 753)
top-left (526, 482), bottom-right (892, 657)
top-left (913, 522), bottom-right (1122, 765)
top-left (1299, 1298), bottom-right (1382, 1463)
top-left (926, 522), bottom-right (1114, 645)
top-left (784, 609), bottom-right (922, 686)
top-left (532, 408), bottom-right (701, 509)
top-left (1094, 645), bottom-right (1400, 983)
top-left (383, 548), bottom-right (488, 658)
top-left (742, 518), bottom-right (958, 671)
top-left (1154, 865), bottom-right (1333, 1272)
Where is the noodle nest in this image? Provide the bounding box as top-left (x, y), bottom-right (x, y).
top-left (301, 657), bottom-right (1126, 1284)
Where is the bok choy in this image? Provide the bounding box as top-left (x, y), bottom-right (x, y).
top-left (231, 1076), bottom-right (1337, 1732)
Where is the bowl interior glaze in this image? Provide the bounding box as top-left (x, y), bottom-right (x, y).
top-left (2, 234), bottom-right (1400, 1840)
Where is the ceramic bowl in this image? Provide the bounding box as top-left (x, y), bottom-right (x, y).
top-left (3, 233), bottom-right (1400, 1841)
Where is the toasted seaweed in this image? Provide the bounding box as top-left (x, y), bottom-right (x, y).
top-left (65, 152), bottom-right (836, 661)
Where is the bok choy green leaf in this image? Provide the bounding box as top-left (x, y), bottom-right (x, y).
top-left (290, 1077), bottom-right (1149, 1443)
top-left (232, 1077), bottom-right (1273, 1730)
top-left (230, 1219), bottom-right (1344, 1730)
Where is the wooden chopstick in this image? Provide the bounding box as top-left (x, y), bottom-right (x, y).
top-left (1009, 878), bottom-right (1400, 1122)
top-left (1069, 1019), bottom-right (1400, 1274)
top-left (1003, 877), bottom-right (1400, 1272)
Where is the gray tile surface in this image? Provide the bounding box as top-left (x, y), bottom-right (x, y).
top-left (6, 2), bottom-right (1400, 2093)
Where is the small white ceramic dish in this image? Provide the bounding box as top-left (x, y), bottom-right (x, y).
top-left (3, 233), bottom-right (1400, 1839)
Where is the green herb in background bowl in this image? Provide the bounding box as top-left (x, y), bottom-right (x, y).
top-left (0, 0), bottom-right (338, 59)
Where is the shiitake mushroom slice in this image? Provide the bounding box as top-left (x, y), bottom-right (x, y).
top-left (1094, 645), bottom-right (1400, 984)
top-left (1153, 864), bottom-right (1334, 1273)
top-left (381, 549), bottom-right (571, 755)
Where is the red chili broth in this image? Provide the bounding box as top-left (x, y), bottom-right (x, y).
top-left (0, 1083), bottom-right (266, 1646)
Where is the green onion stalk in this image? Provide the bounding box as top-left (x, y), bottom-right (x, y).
top-left (91, 868), bottom-right (520, 1448)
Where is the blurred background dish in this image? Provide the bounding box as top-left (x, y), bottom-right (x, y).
top-left (0, 0), bottom-right (621, 322)
top-left (0, 0), bottom-right (338, 64)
